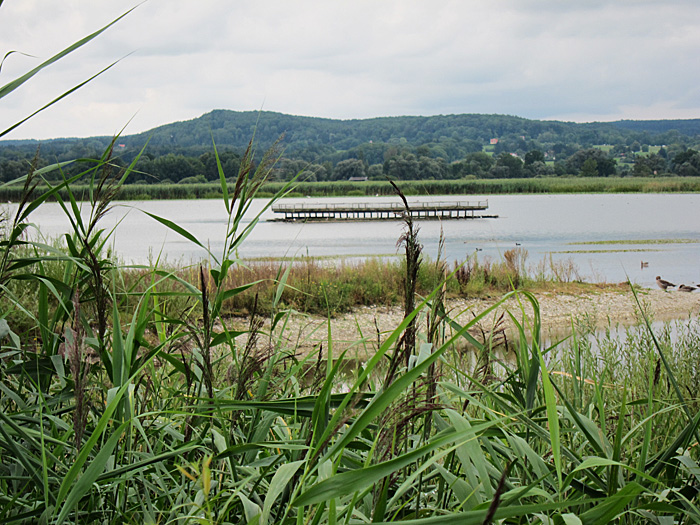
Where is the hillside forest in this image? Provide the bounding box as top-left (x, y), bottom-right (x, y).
top-left (1, 110), bottom-right (700, 185)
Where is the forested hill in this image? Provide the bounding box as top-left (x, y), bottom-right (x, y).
top-left (2, 110), bottom-right (700, 183)
top-left (132, 111), bottom-right (581, 151)
top-left (123, 110), bottom-right (700, 155)
top-left (3, 110), bottom-right (700, 160)
top-left (605, 119), bottom-right (700, 135)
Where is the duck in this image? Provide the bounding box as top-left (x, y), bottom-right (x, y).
top-left (678, 284), bottom-right (697, 292)
top-left (656, 276), bottom-right (676, 291)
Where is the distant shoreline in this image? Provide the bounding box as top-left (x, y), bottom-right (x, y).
top-left (2, 176), bottom-right (700, 202)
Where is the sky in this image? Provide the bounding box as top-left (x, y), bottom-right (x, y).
top-left (1, 0), bottom-right (700, 140)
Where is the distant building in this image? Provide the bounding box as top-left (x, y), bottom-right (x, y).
top-left (490, 138), bottom-right (499, 145)
top-left (348, 176), bottom-right (368, 182)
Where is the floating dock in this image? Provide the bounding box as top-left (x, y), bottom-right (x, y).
top-left (271, 200), bottom-right (495, 222)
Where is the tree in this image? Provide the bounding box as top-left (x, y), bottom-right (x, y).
top-left (632, 153), bottom-right (667, 177)
top-left (418, 156), bottom-right (448, 179)
top-left (524, 149), bottom-right (545, 165)
top-left (525, 160), bottom-right (555, 177)
top-left (671, 149), bottom-right (699, 171)
top-left (579, 158), bottom-right (598, 177)
top-left (552, 142), bottom-right (578, 159)
top-left (367, 163), bottom-right (384, 179)
top-left (332, 158), bottom-right (366, 180)
top-left (0, 159), bottom-right (30, 182)
top-left (489, 153), bottom-right (524, 178)
top-left (304, 163), bottom-right (328, 182)
top-left (384, 152), bottom-right (420, 180)
top-left (677, 162), bottom-right (700, 177)
top-left (566, 148), bottom-right (617, 177)
top-left (199, 150), bottom-right (241, 181)
top-left (612, 144), bottom-right (630, 156)
top-left (273, 158), bottom-right (308, 181)
top-left (670, 149), bottom-right (700, 176)
top-left (152, 153), bottom-right (199, 183)
top-left (454, 151), bottom-right (494, 178)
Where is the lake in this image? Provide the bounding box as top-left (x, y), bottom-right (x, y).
top-left (14, 193), bottom-right (700, 288)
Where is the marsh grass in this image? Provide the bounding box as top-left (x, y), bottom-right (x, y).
top-left (105, 246), bottom-right (583, 325)
top-left (570, 239), bottom-right (700, 245)
top-left (4, 6), bottom-right (700, 520)
top-left (4, 176), bottom-right (700, 202)
top-left (1, 137), bottom-right (700, 524)
top-left (555, 249), bottom-right (660, 254)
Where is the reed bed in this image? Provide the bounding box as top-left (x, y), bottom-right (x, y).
top-left (2, 176), bottom-right (700, 202)
top-left (258, 176), bottom-right (700, 196)
top-left (1, 142), bottom-right (699, 525)
top-left (90, 246), bottom-right (578, 322)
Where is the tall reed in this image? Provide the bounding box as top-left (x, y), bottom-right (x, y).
top-left (4, 176), bottom-right (700, 202)
top-left (2, 12), bottom-right (699, 518)
top-left (2, 145), bottom-right (700, 522)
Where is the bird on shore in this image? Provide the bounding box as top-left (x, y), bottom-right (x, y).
top-left (656, 276), bottom-right (676, 291)
top-left (678, 284), bottom-right (697, 292)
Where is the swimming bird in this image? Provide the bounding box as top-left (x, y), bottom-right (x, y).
top-left (678, 284), bottom-right (697, 292)
top-left (656, 276), bottom-right (676, 291)
top-left (640, 261), bottom-right (649, 269)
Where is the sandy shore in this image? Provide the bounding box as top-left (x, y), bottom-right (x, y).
top-left (240, 286), bottom-right (700, 357)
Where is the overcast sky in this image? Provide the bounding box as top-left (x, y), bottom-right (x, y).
top-left (2, 0), bottom-right (700, 140)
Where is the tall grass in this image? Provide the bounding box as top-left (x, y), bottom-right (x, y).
top-left (3, 4), bottom-right (699, 520)
top-left (259, 176), bottom-right (700, 196)
top-left (86, 247), bottom-right (578, 323)
top-left (1, 136), bottom-right (699, 524)
top-left (3, 176), bottom-right (700, 202)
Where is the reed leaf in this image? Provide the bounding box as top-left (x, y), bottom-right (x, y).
top-left (294, 422), bottom-right (502, 507)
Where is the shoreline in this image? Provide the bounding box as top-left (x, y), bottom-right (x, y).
top-left (236, 286), bottom-right (700, 357)
top-left (3, 176), bottom-right (700, 203)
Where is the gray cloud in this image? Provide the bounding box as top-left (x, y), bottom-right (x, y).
top-left (1, 0), bottom-right (699, 139)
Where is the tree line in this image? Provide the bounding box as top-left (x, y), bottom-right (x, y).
top-left (1, 111), bottom-right (699, 184)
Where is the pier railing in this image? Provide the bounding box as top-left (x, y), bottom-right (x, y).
top-left (272, 200), bottom-right (489, 212)
top-left (271, 200), bottom-right (493, 222)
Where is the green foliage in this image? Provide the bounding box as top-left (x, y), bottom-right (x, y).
top-left (3, 110), bottom-right (700, 185)
top-left (4, 174), bottom-right (700, 203)
top-left (2, 8), bottom-right (700, 524)
top-left (3, 139), bottom-right (700, 523)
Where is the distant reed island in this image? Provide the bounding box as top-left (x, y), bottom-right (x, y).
top-left (2, 176), bottom-right (700, 202)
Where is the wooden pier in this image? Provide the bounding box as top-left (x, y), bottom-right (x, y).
top-left (271, 200), bottom-right (495, 222)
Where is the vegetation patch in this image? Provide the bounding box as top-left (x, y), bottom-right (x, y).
top-left (3, 13), bottom-right (700, 521)
top-left (3, 144), bottom-right (700, 523)
top-left (242, 253), bottom-right (398, 262)
top-left (4, 176), bottom-right (700, 202)
top-left (569, 238), bottom-right (699, 245)
top-left (554, 248), bottom-right (661, 254)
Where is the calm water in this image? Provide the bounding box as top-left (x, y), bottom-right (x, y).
top-left (14, 193), bottom-right (700, 288)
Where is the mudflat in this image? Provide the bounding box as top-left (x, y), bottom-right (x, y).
top-left (239, 286), bottom-right (700, 356)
